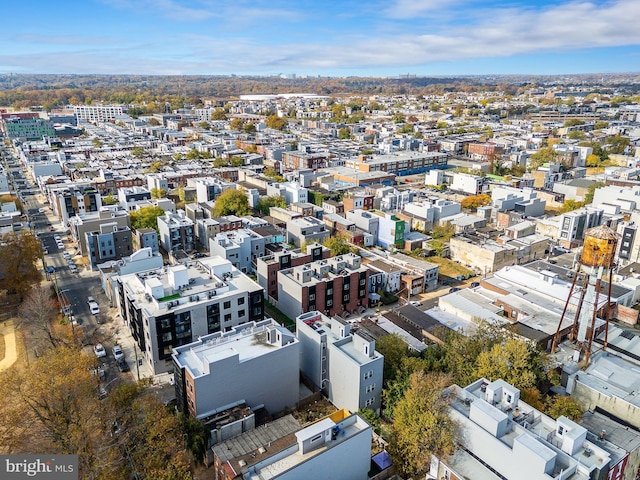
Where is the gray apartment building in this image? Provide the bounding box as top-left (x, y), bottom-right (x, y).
top-left (157, 210), bottom-right (195, 253)
top-left (135, 227), bottom-right (159, 255)
top-left (286, 216), bottom-right (330, 247)
top-left (296, 311), bottom-right (384, 414)
top-left (208, 229), bottom-right (267, 274)
top-left (116, 256), bottom-right (265, 374)
top-left (85, 222), bottom-right (133, 268)
top-left (172, 319), bottom-right (299, 419)
top-left (70, 207), bottom-right (131, 256)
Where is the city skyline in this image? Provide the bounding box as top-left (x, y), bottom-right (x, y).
top-left (0, 0), bottom-right (639, 76)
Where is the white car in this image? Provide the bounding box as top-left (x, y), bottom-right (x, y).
top-left (409, 300), bottom-right (422, 307)
top-left (112, 345), bottom-right (124, 362)
top-left (89, 302), bottom-right (99, 315)
top-left (94, 343), bottom-right (107, 358)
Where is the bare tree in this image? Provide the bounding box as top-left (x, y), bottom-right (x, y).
top-left (17, 285), bottom-right (61, 349)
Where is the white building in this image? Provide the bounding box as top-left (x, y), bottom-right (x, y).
top-left (432, 378), bottom-right (613, 480)
top-left (296, 311), bottom-right (384, 414)
top-left (73, 105), bottom-right (124, 123)
top-left (451, 172), bottom-right (487, 195)
top-left (266, 181), bottom-right (309, 205)
top-left (116, 256), bottom-right (265, 374)
top-left (213, 411), bottom-right (372, 480)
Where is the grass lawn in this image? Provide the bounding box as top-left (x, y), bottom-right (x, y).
top-left (265, 301), bottom-right (295, 331)
top-left (426, 256), bottom-right (474, 279)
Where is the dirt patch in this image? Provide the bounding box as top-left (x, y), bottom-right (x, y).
top-left (292, 397), bottom-right (338, 426)
top-left (0, 333), bottom-right (5, 361)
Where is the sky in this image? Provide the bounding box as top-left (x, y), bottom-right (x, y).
top-left (0, 0), bottom-right (639, 77)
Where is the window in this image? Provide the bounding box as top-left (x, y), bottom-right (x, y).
top-left (237, 297), bottom-right (245, 305)
top-left (364, 370), bottom-right (373, 380)
top-left (223, 301), bottom-right (231, 309)
top-left (327, 299), bottom-right (333, 307)
top-left (343, 294), bottom-right (349, 302)
top-left (309, 294), bottom-right (315, 301)
top-left (224, 313), bottom-right (232, 322)
top-left (343, 283), bottom-right (350, 291)
top-left (238, 309), bottom-right (245, 317)
top-left (366, 384), bottom-right (376, 393)
top-left (311, 434), bottom-right (322, 443)
top-left (360, 279), bottom-right (366, 286)
top-left (326, 288), bottom-right (333, 296)
top-left (365, 398), bottom-right (375, 407)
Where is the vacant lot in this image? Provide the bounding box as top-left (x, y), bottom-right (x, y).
top-left (426, 256), bottom-right (474, 279)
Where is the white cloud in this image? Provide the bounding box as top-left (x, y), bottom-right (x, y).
top-left (3, 0), bottom-right (640, 74)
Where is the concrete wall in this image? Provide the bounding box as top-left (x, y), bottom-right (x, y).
top-left (192, 339), bottom-right (300, 416)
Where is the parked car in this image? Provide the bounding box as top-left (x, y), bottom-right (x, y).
top-left (409, 300), bottom-right (422, 307)
top-left (94, 343), bottom-right (107, 358)
top-left (88, 297), bottom-right (100, 315)
top-left (449, 287), bottom-right (461, 293)
top-left (470, 282), bottom-right (480, 288)
top-left (117, 359), bottom-right (130, 372)
top-left (112, 345), bottom-right (124, 362)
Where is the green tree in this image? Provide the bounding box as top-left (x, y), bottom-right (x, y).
top-left (130, 146), bottom-right (146, 157)
top-left (431, 222), bottom-right (455, 241)
top-left (198, 121), bottom-right (210, 130)
top-left (475, 338), bottom-right (540, 389)
top-left (338, 128), bottom-right (352, 140)
top-left (323, 232), bottom-right (357, 256)
top-left (594, 121), bottom-right (609, 130)
top-left (0, 232), bottom-right (43, 298)
top-left (102, 192), bottom-right (118, 205)
top-left (256, 195), bottom-right (286, 215)
top-left (211, 108), bottom-right (227, 120)
top-left (186, 148), bottom-right (201, 160)
top-left (584, 181), bottom-right (605, 204)
top-left (357, 408), bottom-right (380, 434)
top-left (528, 146), bottom-right (558, 170)
top-left (150, 188), bottom-right (166, 199)
top-left (230, 156), bottom-right (244, 167)
top-left (586, 153), bottom-right (602, 167)
top-left (568, 130), bottom-right (586, 140)
top-left (389, 372), bottom-right (457, 477)
top-left (560, 199), bottom-right (585, 213)
top-left (545, 395), bottom-right (585, 422)
top-left (263, 167), bottom-right (284, 182)
top-left (442, 321), bottom-right (508, 387)
top-left (130, 206), bottom-right (165, 232)
top-left (148, 117), bottom-right (161, 126)
top-left (229, 118), bottom-right (244, 130)
top-left (212, 189), bottom-right (251, 217)
top-left (243, 122), bottom-right (256, 134)
top-left (427, 239), bottom-right (447, 257)
top-left (265, 114), bottom-right (286, 130)
top-left (92, 138), bottom-right (103, 148)
top-left (605, 134), bottom-right (630, 154)
top-left (376, 334), bottom-right (415, 385)
top-left (392, 113), bottom-right (406, 123)
top-left (396, 123), bottom-right (414, 134)
top-left (564, 119), bottom-right (585, 127)
top-left (213, 157), bottom-right (229, 168)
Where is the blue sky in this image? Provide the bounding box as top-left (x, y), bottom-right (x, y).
top-left (0, 0), bottom-right (639, 76)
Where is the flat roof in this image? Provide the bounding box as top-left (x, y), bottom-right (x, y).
top-left (173, 319), bottom-right (295, 378)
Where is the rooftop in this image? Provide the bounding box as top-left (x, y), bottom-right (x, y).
top-left (172, 319), bottom-right (295, 378)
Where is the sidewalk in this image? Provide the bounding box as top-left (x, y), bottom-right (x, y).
top-left (109, 311), bottom-right (174, 385)
top-left (0, 320), bottom-right (18, 372)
